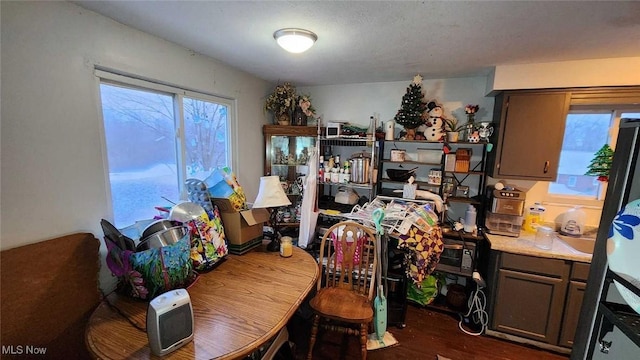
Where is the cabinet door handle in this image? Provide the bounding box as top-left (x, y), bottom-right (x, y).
top-left (544, 161), bottom-right (550, 174)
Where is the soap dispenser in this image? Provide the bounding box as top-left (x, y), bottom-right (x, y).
top-left (560, 206), bottom-right (586, 236)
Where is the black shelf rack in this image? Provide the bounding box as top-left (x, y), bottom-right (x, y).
top-left (593, 269), bottom-right (640, 351)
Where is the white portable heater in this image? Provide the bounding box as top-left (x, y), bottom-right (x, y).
top-left (146, 289), bottom-right (194, 356)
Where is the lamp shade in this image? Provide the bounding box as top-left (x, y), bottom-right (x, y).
top-left (253, 176), bottom-right (292, 208)
top-left (274, 28), bottom-right (317, 53)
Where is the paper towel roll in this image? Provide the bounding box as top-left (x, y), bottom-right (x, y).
top-left (385, 120), bottom-right (395, 140)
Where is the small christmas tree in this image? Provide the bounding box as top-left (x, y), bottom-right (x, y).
top-left (585, 144), bottom-right (614, 182)
top-left (394, 75), bottom-right (427, 136)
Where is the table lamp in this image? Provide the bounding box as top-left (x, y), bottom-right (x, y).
top-left (253, 176), bottom-right (292, 252)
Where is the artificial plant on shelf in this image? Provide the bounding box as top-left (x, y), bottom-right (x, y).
top-left (465, 104), bottom-right (480, 122)
top-left (292, 94), bottom-right (316, 126)
top-left (585, 144), bottom-right (614, 182)
top-left (443, 116), bottom-right (467, 142)
top-left (265, 82), bottom-right (297, 125)
top-left (394, 75), bottom-right (427, 140)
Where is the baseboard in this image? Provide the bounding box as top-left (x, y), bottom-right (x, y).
top-left (485, 329), bottom-right (571, 355)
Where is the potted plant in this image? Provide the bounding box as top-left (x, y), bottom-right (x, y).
top-left (444, 117), bottom-right (466, 142)
top-left (265, 82), bottom-right (297, 125)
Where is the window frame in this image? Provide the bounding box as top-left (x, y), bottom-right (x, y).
top-left (544, 107), bottom-right (629, 207)
top-left (95, 68), bottom-right (237, 222)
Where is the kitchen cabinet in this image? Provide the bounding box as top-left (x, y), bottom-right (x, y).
top-left (559, 262), bottom-right (590, 347)
top-left (487, 90), bottom-right (571, 181)
top-left (264, 125), bottom-right (317, 181)
top-left (489, 251), bottom-right (577, 346)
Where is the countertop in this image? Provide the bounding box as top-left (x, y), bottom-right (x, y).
top-left (485, 232), bottom-right (592, 263)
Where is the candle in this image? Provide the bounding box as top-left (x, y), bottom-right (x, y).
top-left (280, 236), bottom-right (293, 258)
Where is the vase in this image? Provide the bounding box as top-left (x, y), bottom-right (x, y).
top-left (447, 132), bottom-right (459, 142)
top-left (467, 113), bottom-right (475, 123)
top-left (277, 113), bottom-right (290, 126)
top-left (463, 123), bottom-right (475, 141)
top-left (292, 105), bottom-right (308, 126)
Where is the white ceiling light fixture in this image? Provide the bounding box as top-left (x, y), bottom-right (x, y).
top-left (273, 28), bottom-right (317, 54)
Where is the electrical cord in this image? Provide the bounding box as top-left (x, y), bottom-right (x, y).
top-left (458, 282), bottom-right (488, 336)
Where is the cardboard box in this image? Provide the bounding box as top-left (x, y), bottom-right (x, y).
top-left (213, 198), bottom-right (270, 247)
top-left (454, 148), bottom-right (472, 172)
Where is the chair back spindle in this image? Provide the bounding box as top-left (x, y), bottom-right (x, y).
top-left (318, 222), bottom-right (377, 300)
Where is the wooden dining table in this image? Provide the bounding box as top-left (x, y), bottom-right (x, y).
top-left (85, 245), bottom-right (319, 359)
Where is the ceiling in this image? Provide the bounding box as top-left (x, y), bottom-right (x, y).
top-left (73, 1), bottom-right (640, 86)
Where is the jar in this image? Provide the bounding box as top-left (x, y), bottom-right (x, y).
top-left (280, 236), bottom-right (293, 258)
top-left (535, 226), bottom-right (554, 250)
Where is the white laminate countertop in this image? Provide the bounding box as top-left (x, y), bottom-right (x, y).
top-left (485, 232), bottom-right (592, 263)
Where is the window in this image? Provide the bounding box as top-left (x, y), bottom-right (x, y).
top-left (547, 108), bottom-right (640, 205)
top-left (97, 71), bottom-right (234, 227)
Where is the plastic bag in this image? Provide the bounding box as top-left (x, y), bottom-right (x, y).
top-left (407, 275), bottom-right (440, 305)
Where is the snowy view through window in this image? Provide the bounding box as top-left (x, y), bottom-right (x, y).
top-left (100, 83), bottom-right (229, 227)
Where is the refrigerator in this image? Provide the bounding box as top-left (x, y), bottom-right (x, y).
top-left (571, 118), bottom-right (640, 359)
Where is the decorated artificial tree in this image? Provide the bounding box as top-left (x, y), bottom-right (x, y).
top-left (394, 75), bottom-right (427, 140)
top-left (585, 144), bottom-right (614, 182)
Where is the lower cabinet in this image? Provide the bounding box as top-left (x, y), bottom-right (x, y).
top-left (558, 262), bottom-right (589, 347)
top-left (488, 252), bottom-right (589, 348)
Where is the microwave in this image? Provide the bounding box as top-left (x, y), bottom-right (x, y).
top-left (436, 236), bottom-right (476, 277)
top-left (326, 122), bottom-right (342, 138)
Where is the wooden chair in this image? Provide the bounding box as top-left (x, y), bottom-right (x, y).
top-left (307, 221), bottom-right (377, 360)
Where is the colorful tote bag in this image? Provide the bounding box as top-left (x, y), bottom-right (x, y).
top-left (105, 236), bottom-right (196, 300)
top-left (187, 206), bottom-right (228, 271)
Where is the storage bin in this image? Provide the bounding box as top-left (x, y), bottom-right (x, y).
top-left (417, 148), bottom-right (442, 164)
top-left (485, 212), bottom-right (523, 234)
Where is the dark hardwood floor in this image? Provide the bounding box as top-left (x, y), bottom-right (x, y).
top-left (287, 303), bottom-right (570, 360)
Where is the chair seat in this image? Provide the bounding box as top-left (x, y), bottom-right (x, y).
top-left (309, 287), bottom-right (373, 323)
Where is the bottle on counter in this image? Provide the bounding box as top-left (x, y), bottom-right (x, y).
top-left (560, 206), bottom-right (586, 236)
top-left (318, 156), bottom-right (325, 182)
top-left (523, 202), bottom-right (546, 233)
top-left (464, 204), bottom-right (477, 233)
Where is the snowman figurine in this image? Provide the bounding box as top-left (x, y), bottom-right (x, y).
top-left (424, 101), bottom-right (446, 142)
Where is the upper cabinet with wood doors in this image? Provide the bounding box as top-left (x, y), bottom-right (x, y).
top-left (487, 90), bottom-right (571, 181)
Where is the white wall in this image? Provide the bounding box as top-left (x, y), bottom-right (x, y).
top-left (489, 57), bottom-right (640, 92)
top-left (300, 76), bottom-right (494, 128)
top-left (1, 2), bottom-right (270, 287)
